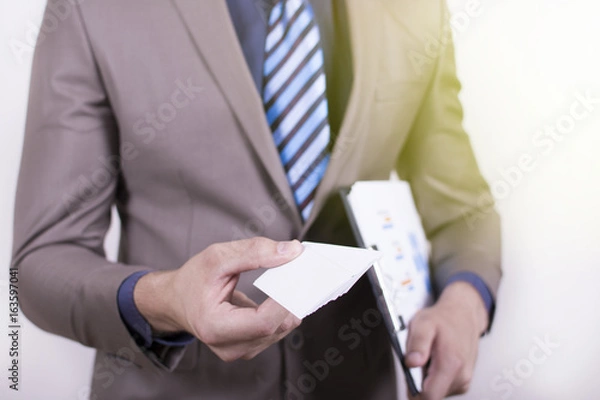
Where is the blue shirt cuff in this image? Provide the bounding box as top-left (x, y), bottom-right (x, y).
top-left (117, 270), bottom-right (195, 348)
top-left (445, 271), bottom-right (494, 317)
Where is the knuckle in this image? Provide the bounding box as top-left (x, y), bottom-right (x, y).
top-left (279, 320), bottom-right (292, 333)
top-left (453, 359), bottom-right (466, 372)
top-left (445, 353), bottom-right (464, 371)
top-left (456, 382), bottom-right (471, 395)
top-left (257, 318), bottom-right (279, 337)
top-left (457, 370), bottom-right (473, 389)
top-left (203, 244), bottom-right (223, 264)
top-left (263, 323), bottom-right (280, 337)
top-left (248, 236), bottom-right (268, 251)
top-left (291, 318), bottom-right (302, 330)
top-left (218, 350), bottom-right (241, 363)
top-left (249, 237), bottom-right (273, 258)
top-left (251, 236), bottom-right (269, 246)
top-left (204, 243), bottom-right (232, 274)
top-left (241, 351), bottom-right (259, 361)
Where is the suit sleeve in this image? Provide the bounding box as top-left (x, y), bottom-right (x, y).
top-left (11, 1), bottom-right (190, 371)
top-left (395, 3), bottom-right (502, 318)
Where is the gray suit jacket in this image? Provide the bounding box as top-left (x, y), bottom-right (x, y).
top-left (12, 0), bottom-right (501, 398)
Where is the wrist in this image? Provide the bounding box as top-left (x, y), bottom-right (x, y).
top-left (439, 281), bottom-right (489, 335)
top-left (134, 270), bottom-right (184, 334)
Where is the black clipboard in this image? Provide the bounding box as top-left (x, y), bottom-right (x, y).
top-left (339, 188), bottom-right (422, 397)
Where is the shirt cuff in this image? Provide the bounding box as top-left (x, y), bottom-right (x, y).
top-left (117, 270), bottom-right (195, 348)
top-left (445, 271), bottom-right (494, 317)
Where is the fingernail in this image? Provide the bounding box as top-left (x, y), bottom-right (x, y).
top-left (277, 240), bottom-right (301, 255)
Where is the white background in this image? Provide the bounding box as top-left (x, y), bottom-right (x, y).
top-left (1, 0), bottom-right (599, 399)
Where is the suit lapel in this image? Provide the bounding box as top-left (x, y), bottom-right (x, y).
top-left (171, 0), bottom-right (302, 229)
top-left (301, 0), bottom-right (382, 236)
top-left (170, 0), bottom-right (382, 235)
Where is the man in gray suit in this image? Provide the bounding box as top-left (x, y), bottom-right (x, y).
top-left (12, 0), bottom-right (501, 399)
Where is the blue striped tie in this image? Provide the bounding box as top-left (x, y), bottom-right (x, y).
top-left (263, 0), bottom-right (331, 222)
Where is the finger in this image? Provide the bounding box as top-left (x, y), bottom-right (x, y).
top-left (210, 310), bottom-right (301, 362)
top-left (447, 370), bottom-right (473, 397)
top-left (405, 314), bottom-right (436, 368)
top-left (217, 237), bottom-right (304, 276)
top-left (222, 305), bottom-right (301, 347)
top-left (212, 321), bottom-right (296, 362)
top-left (228, 294), bottom-right (298, 336)
top-left (276, 312), bottom-right (302, 334)
top-left (421, 351), bottom-right (461, 400)
top-left (214, 298), bottom-right (293, 343)
top-left (230, 290), bottom-right (259, 308)
top-left (242, 318), bottom-right (301, 360)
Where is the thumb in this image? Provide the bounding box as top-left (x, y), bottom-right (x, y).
top-left (405, 313), bottom-right (436, 368)
top-left (219, 238), bottom-right (304, 276)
